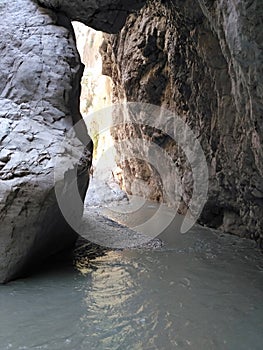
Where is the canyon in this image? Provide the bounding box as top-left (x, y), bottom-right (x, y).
top-left (0, 0), bottom-right (262, 283)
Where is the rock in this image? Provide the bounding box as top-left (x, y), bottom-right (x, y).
top-left (0, 0), bottom-right (145, 282)
top-left (0, 0), bottom-right (92, 283)
top-left (36, 0), bottom-right (146, 33)
top-left (100, 0), bottom-right (263, 241)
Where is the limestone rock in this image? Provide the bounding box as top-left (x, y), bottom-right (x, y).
top-left (101, 0), bottom-right (263, 242)
top-left (36, 0), bottom-right (146, 33)
top-left (0, 0), bottom-right (92, 283)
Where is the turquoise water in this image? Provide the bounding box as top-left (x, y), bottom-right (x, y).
top-left (0, 210), bottom-right (263, 350)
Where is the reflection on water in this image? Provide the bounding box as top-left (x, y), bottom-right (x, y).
top-left (0, 209), bottom-right (263, 350)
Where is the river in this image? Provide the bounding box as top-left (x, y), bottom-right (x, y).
top-left (0, 194), bottom-right (263, 350)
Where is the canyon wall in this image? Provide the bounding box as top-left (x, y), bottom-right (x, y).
top-left (101, 0), bottom-right (263, 243)
top-left (73, 22), bottom-right (114, 166)
top-left (0, 0), bottom-right (91, 282)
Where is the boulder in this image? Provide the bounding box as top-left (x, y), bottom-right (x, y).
top-left (0, 0), bottom-right (91, 283)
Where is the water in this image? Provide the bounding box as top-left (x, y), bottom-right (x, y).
top-left (0, 204), bottom-right (263, 350)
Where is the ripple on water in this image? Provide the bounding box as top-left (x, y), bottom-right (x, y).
top-left (1, 214), bottom-right (263, 350)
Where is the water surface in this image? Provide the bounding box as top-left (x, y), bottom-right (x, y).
top-left (0, 205), bottom-right (263, 350)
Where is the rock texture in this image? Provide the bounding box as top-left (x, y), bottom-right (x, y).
top-left (37, 0), bottom-right (146, 33)
top-left (0, 0), bottom-right (145, 282)
top-left (101, 0), bottom-right (263, 243)
top-left (0, 0), bottom-right (144, 283)
top-left (73, 22), bottom-right (113, 118)
top-left (0, 0), bottom-right (92, 283)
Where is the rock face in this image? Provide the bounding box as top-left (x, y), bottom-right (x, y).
top-left (1, 0), bottom-right (262, 283)
top-left (100, 0), bottom-right (263, 242)
top-left (37, 0), bottom-right (146, 33)
top-left (73, 22), bottom-right (113, 118)
top-left (0, 0), bottom-right (91, 283)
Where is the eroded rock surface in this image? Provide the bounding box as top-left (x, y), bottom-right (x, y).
top-left (101, 0), bottom-right (263, 242)
top-left (37, 0), bottom-right (146, 33)
top-left (0, 0), bottom-right (145, 282)
top-left (0, 0), bottom-right (92, 283)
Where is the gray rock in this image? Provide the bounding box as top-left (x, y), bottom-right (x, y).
top-left (36, 0), bottom-right (146, 33)
top-left (0, 0), bottom-right (92, 283)
top-left (100, 0), bottom-right (263, 241)
top-left (0, 0), bottom-right (145, 282)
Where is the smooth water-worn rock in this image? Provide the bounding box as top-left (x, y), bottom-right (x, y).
top-left (100, 0), bottom-right (263, 242)
top-left (0, 0), bottom-right (92, 283)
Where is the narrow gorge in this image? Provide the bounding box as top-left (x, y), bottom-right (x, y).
top-left (0, 1), bottom-right (263, 349)
top-left (0, 0), bottom-right (262, 279)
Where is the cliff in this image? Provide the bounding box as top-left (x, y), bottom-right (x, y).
top-left (100, 0), bottom-right (263, 243)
